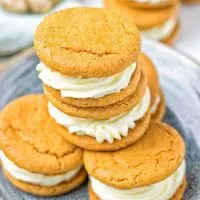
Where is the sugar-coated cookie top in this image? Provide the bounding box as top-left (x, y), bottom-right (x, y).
top-left (34, 7), bottom-right (141, 78)
top-left (84, 121), bottom-right (185, 189)
top-left (0, 95), bottom-right (83, 175)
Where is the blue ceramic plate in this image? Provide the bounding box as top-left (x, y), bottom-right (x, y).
top-left (0, 38), bottom-right (200, 200)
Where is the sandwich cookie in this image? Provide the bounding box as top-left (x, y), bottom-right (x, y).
top-left (84, 121), bottom-right (186, 200)
top-left (121, 0), bottom-right (179, 10)
top-left (46, 72), bottom-right (151, 151)
top-left (139, 53), bottom-right (166, 121)
top-left (0, 95), bottom-right (87, 196)
top-left (35, 7), bottom-right (151, 151)
top-left (47, 83), bottom-right (151, 151)
top-left (104, 0), bottom-right (180, 44)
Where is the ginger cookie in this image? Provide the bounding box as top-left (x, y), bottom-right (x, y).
top-left (43, 64), bottom-right (141, 108)
top-left (139, 53), bottom-right (166, 120)
top-left (46, 72), bottom-right (147, 120)
top-left (84, 121), bottom-right (186, 200)
top-left (34, 7), bottom-right (141, 78)
top-left (121, 0), bottom-right (179, 10)
top-left (0, 95), bottom-right (86, 196)
top-left (104, 0), bottom-right (180, 43)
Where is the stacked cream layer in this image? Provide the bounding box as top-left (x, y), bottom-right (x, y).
top-left (37, 60), bottom-right (151, 144)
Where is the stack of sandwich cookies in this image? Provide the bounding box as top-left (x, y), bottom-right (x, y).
top-left (84, 121), bottom-right (187, 200)
top-left (35, 8), bottom-right (152, 151)
top-left (104, 0), bottom-right (180, 44)
top-left (0, 95), bottom-right (87, 196)
top-left (139, 53), bottom-right (166, 121)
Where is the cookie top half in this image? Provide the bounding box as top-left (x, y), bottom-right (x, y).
top-left (84, 121), bottom-right (185, 189)
top-left (0, 95), bottom-right (83, 175)
top-left (34, 7), bottom-right (141, 78)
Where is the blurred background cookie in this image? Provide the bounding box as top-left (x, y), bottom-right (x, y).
top-left (0, 0), bottom-right (61, 13)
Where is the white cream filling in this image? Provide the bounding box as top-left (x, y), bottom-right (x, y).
top-left (48, 87), bottom-right (150, 144)
top-left (151, 95), bottom-right (161, 114)
top-left (90, 160), bottom-right (186, 200)
top-left (141, 18), bottom-right (177, 40)
top-left (132, 0), bottom-right (167, 5)
top-left (0, 151), bottom-right (82, 186)
top-left (36, 62), bottom-right (136, 98)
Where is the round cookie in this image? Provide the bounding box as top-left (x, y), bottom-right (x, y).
top-left (34, 7), bottom-right (141, 78)
top-left (84, 121), bottom-right (185, 188)
top-left (152, 90), bottom-right (166, 121)
top-left (162, 21), bottom-right (180, 45)
top-left (122, 0), bottom-right (179, 9)
top-left (0, 95), bottom-right (86, 196)
top-left (45, 72), bottom-right (147, 119)
top-left (88, 177), bottom-right (187, 200)
top-left (43, 64), bottom-right (141, 108)
top-left (56, 110), bottom-right (151, 151)
top-left (104, 0), bottom-right (179, 29)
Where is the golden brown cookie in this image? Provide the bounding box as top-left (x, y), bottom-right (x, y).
top-left (84, 121), bottom-right (185, 189)
top-left (88, 177), bottom-right (187, 200)
top-left (57, 110), bottom-right (151, 151)
top-left (104, 0), bottom-right (180, 29)
top-left (3, 169), bottom-right (87, 197)
top-left (45, 72), bottom-right (147, 119)
top-left (152, 90), bottom-right (166, 121)
top-left (43, 63), bottom-right (141, 108)
top-left (34, 7), bottom-right (141, 78)
top-left (0, 95), bottom-right (86, 196)
top-left (162, 21), bottom-right (180, 45)
top-left (139, 53), bottom-right (160, 108)
top-left (183, 0), bottom-right (200, 3)
top-left (121, 0), bottom-right (179, 10)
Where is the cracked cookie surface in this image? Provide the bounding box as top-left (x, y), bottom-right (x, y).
top-left (84, 121), bottom-right (185, 189)
top-left (34, 7), bottom-right (141, 78)
top-left (0, 94), bottom-right (83, 175)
